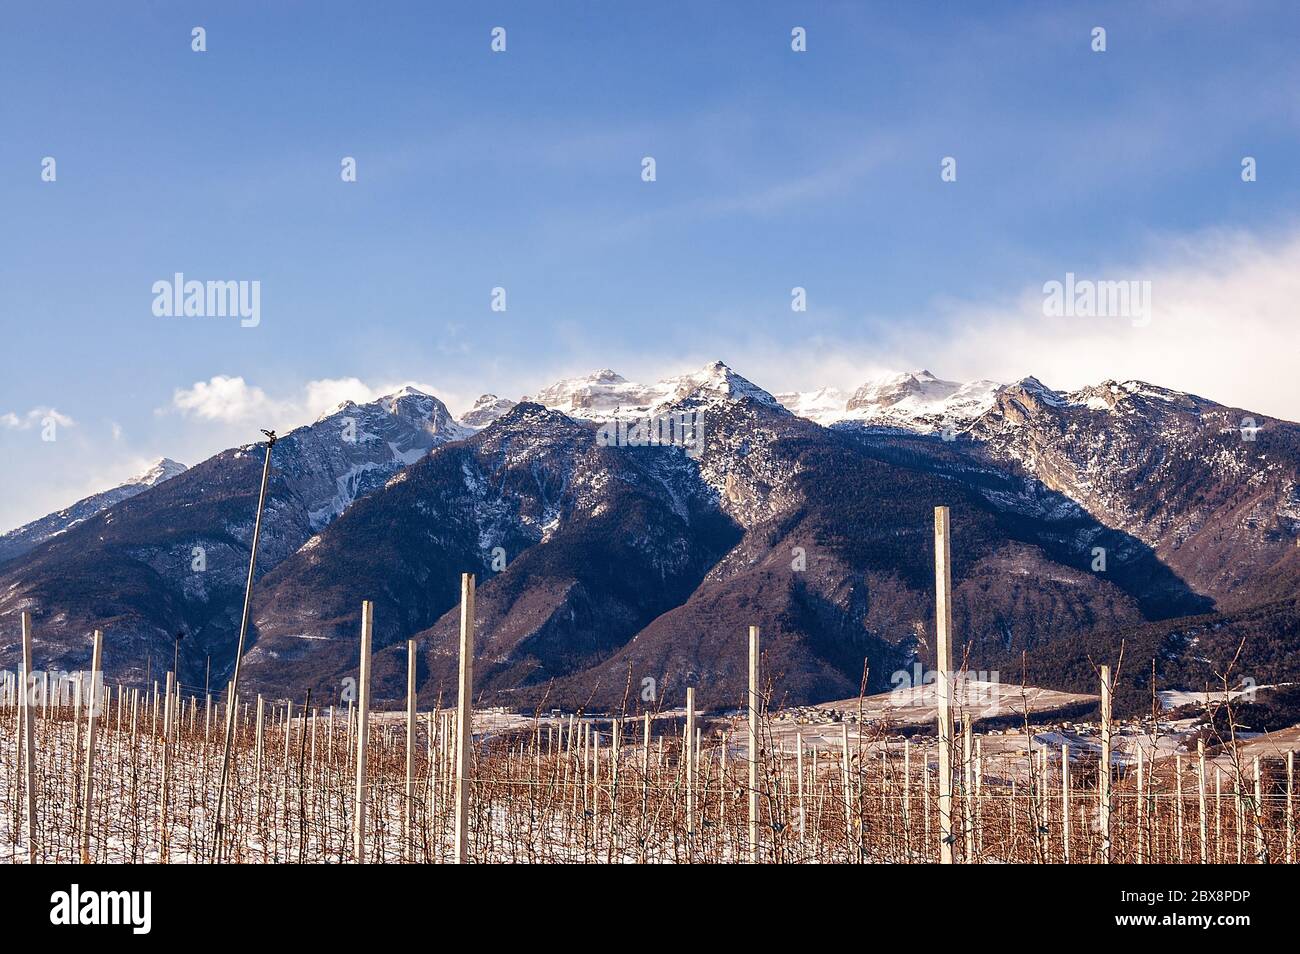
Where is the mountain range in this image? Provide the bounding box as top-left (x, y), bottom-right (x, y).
top-left (2, 361), bottom-right (1297, 716)
top-left (0, 458), bottom-right (188, 565)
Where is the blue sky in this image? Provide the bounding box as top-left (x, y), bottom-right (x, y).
top-left (3, 0), bottom-right (1299, 529)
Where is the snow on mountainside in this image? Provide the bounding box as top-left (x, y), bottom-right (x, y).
top-left (0, 386), bottom-right (470, 686)
top-left (845, 371), bottom-right (1001, 426)
top-left (773, 386), bottom-right (853, 425)
top-left (778, 370), bottom-right (1000, 431)
top-left (294, 387), bottom-right (471, 530)
top-left (133, 458), bottom-right (189, 486)
top-left (240, 395), bottom-right (740, 696)
top-left (966, 375), bottom-right (1300, 610)
top-left (533, 369), bottom-right (661, 417)
top-left (466, 364), bottom-right (999, 431)
top-left (459, 394), bottom-right (518, 428)
top-left (0, 458), bottom-right (187, 565)
top-left (7, 360), bottom-right (1300, 711)
top-left (533, 361), bottom-right (783, 420)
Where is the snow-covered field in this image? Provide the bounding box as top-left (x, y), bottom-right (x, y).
top-left (3, 694), bottom-right (1295, 864)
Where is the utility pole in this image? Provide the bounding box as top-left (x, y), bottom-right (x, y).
top-left (80, 629), bottom-right (104, 863)
top-left (210, 429), bottom-right (277, 862)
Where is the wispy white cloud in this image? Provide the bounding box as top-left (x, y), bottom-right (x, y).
top-left (170, 376), bottom-right (276, 423)
top-left (564, 225), bottom-right (1300, 424)
top-left (0, 407), bottom-right (76, 430)
top-left (592, 134), bottom-right (900, 244)
top-left (888, 226), bottom-right (1300, 421)
top-left (167, 374), bottom-right (468, 432)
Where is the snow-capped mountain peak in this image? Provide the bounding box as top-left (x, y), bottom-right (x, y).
top-left (1064, 379), bottom-right (1207, 415)
top-left (534, 369), bottom-right (654, 417)
top-left (534, 360), bottom-right (782, 420)
top-left (459, 394), bottom-right (519, 428)
top-left (314, 387), bottom-right (468, 442)
top-left (846, 370), bottom-right (1000, 419)
top-left (664, 360), bottom-right (783, 409)
top-left (272, 389), bottom-right (472, 530)
top-left (378, 386), bottom-right (450, 423)
top-left (0, 457), bottom-right (189, 563)
top-left (773, 386), bottom-right (853, 425)
top-left (131, 457), bottom-right (188, 487)
top-left (387, 384), bottom-right (431, 398)
top-left (847, 369), bottom-right (948, 407)
top-left (777, 370), bottom-right (1000, 431)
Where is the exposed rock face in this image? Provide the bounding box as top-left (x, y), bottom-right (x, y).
top-left (239, 399), bottom-right (740, 702)
top-left (234, 364), bottom-right (1224, 712)
top-left (966, 376), bottom-right (1300, 609)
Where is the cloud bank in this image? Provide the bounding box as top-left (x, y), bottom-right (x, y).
top-left (168, 375), bottom-right (464, 433)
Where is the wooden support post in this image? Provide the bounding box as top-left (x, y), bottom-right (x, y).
top-left (1254, 757), bottom-right (1266, 864)
top-left (163, 672), bottom-right (173, 739)
top-left (280, 701), bottom-right (292, 831)
top-left (592, 723), bottom-right (601, 830)
top-left (1039, 748), bottom-right (1049, 842)
top-left (254, 696), bottom-right (265, 820)
top-left (20, 612), bottom-right (38, 863)
top-left (640, 711), bottom-right (650, 862)
top-left (454, 573), bottom-right (475, 864)
top-left (963, 719), bottom-right (975, 862)
top-left (685, 686), bottom-right (696, 844)
top-left (1175, 755), bottom-right (1185, 863)
top-left (841, 722), bottom-right (853, 862)
top-left (1099, 664), bottom-right (1112, 863)
top-left (404, 638), bottom-right (417, 863)
top-left (159, 671), bottom-right (174, 860)
top-left (352, 600), bottom-right (373, 863)
top-left (1233, 776), bottom-right (1244, 863)
top-left (1198, 739), bottom-right (1208, 864)
top-left (797, 731), bottom-right (808, 851)
top-left (1287, 751), bottom-right (1295, 866)
top-left (1061, 743), bottom-right (1071, 864)
top-left (974, 738), bottom-right (984, 855)
top-left (748, 624), bottom-right (760, 864)
top-left (1137, 746), bottom-right (1146, 864)
top-left (1213, 764), bottom-right (1229, 863)
top-left (609, 717), bottom-right (621, 853)
top-left (79, 630), bottom-right (103, 864)
top-left (425, 710), bottom-right (437, 850)
top-left (71, 676), bottom-right (82, 822)
top-left (933, 506), bottom-right (955, 864)
top-left (297, 691), bottom-right (312, 865)
top-left (901, 737), bottom-right (910, 858)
